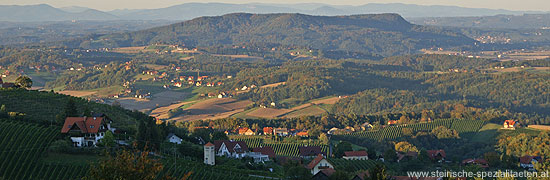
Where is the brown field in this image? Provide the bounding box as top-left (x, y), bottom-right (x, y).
top-left (168, 98), bottom-right (253, 122)
top-left (246, 96), bottom-right (343, 119)
top-left (283, 106), bottom-right (326, 119)
top-left (115, 91), bottom-right (188, 112)
top-left (247, 108), bottom-right (292, 119)
top-left (311, 97), bottom-right (341, 105)
top-left (58, 91), bottom-right (97, 97)
top-left (149, 100), bottom-right (198, 119)
top-left (528, 125), bottom-right (550, 131)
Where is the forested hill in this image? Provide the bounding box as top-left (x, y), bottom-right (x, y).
top-left (61, 13), bottom-right (476, 56)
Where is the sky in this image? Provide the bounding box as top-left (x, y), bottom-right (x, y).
top-left (1, 0), bottom-right (549, 11)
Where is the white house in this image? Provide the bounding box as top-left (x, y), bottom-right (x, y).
top-left (306, 154), bottom-right (334, 175)
top-left (167, 133), bottom-right (183, 144)
top-left (213, 140), bottom-right (249, 158)
top-left (61, 114), bottom-right (113, 147)
top-left (343, 151), bottom-right (369, 160)
top-left (204, 142), bottom-right (215, 165)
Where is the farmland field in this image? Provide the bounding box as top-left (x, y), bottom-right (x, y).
top-left (114, 90), bottom-right (189, 112)
top-left (168, 98), bottom-right (253, 122)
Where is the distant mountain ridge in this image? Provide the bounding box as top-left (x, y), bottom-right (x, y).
top-left (0, 3), bottom-right (545, 22)
top-left (59, 13), bottom-right (476, 56)
top-left (0, 4), bottom-right (118, 21)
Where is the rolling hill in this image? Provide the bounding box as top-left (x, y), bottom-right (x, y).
top-left (70, 13), bottom-right (476, 56)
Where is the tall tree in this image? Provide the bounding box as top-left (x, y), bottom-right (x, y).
top-left (15, 76), bottom-right (32, 89)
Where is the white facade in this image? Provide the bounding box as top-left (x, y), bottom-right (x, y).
top-left (343, 155), bottom-right (368, 160)
top-left (247, 152), bottom-right (270, 163)
top-left (311, 159), bottom-right (334, 175)
top-left (204, 145), bottom-right (215, 165)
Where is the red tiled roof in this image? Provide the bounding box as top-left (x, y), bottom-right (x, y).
top-left (61, 117), bottom-right (105, 134)
top-left (205, 142), bottom-right (214, 147)
top-left (504, 120), bottom-right (516, 125)
top-left (252, 146), bottom-right (276, 158)
top-left (306, 154), bottom-right (325, 169)
top-left (427, 149), bottom-right (446, 160)
top-left (319, 168), bottom-right (336, 176)
top-left (237, 127), bottom-right (251, 134)
top-left (296, 131), bottom-right (309, 136)
top-left (344, 151), bottom-right (368, 157)
top-left (299, 146), bottom-right (324, 157)
top-left (263, 127), bottom-right (273, 134)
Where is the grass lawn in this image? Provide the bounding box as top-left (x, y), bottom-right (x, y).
top-left (471, 123), bottom-right (501, 143)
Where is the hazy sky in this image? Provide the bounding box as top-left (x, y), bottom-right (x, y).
top-left (1, 0), bottom-right (549, 11)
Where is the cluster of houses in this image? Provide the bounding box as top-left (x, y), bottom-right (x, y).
top-left (223, 127), bottom-right (310, 137)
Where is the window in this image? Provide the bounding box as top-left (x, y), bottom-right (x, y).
top-left (90, 125), bottom-right (94, 128)
top-left (67, 125), bottom-right (72, 128)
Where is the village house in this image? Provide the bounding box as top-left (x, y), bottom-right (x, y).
top-left (427, 149), bottom-right (446, 162)
top-left (247, 150), bottom-right (271, 163)
top-left (213, 140), bottom-right (249, 158)
top-left (361, 122), bottom-right (374, 131)
top-left (312, 168), bottom-right (336, 180)
top-left (300, 146), bottom-right (325, 159)
top-left (296, 131), bottom-right (309, 137)
top-left (503, 120), bottom-right (518, 129)
top-left (167, 133), bottom-right (183, 144)
top-left (519, 155), bottom-right (542, 171)
top-left (263, 127), bottom-right (274, 135)
top-left (306, 154), bottom-right (334, 175)
top-left (274, 128), bottom-right (289, 136)
top-left (396, 151), bottom-right (418, 163)
top-left (252, 146), bottom-right (276, 159)
top-left (174, 82), bottom-right (182, 87)
top-left (462, 158), bottom-right (489, 168)
top-left (60, 114), bottom-right (113, 147)
top-left (195, 81), bottom-right (202, 86)
top-left (343, 151), bottom-right (369, 160)
top-left (387, 120), bottom-right (398, 126)
top-left (237, 127), bottom-right (255, 135)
